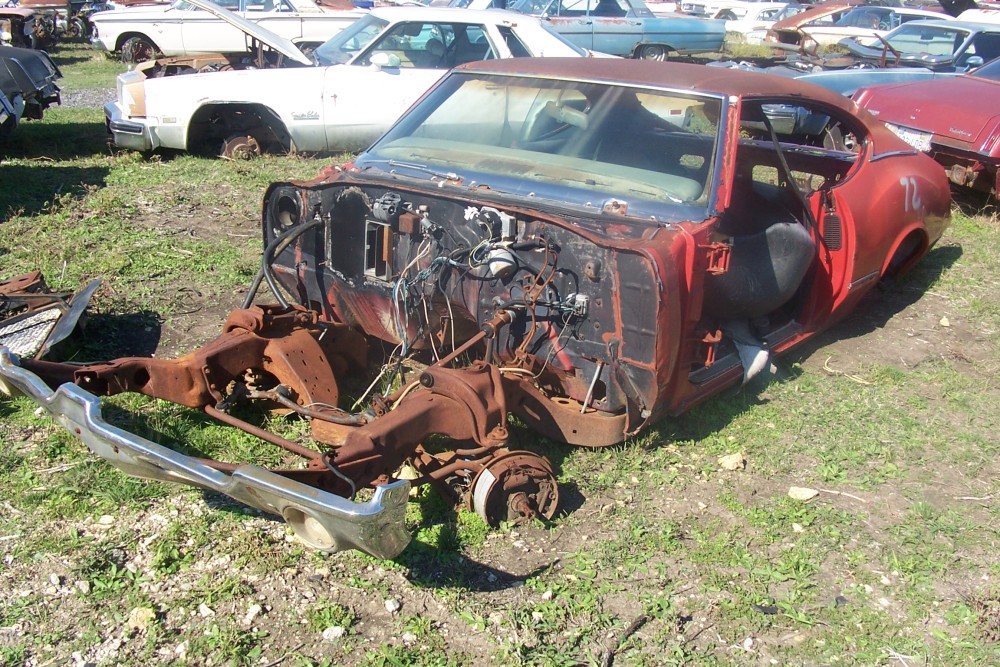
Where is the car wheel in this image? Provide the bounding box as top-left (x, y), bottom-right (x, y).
top-left (637, 44), bottom-right (668, 61)
top-left (69, 18), bottom-right (87, 39)
top-left (718, 9), bottom-right (737, 19)
top-left (221, 133), bottom-right (262, 160)
top-left (121, 36), bottom-right (158, 64)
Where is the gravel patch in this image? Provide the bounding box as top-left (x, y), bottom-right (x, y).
top-left (61, 87), bottom-right (114, 109)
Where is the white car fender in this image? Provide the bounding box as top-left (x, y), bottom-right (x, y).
top-left (142, 67), bottom-right (328, 151)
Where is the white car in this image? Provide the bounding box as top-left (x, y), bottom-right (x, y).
top-left (679, 0), bottom-right (775, 20)
top-left (795, 5), bottom-right (948, 49)
top-left (105, 4), bottom-right (606, 156)
top-left (90, 0), bottom-right (365, 62)
top-left (720, 1), bottom-right (788, 42)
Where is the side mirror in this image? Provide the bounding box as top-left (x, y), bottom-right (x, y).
top-left (370, 52), bottom-right (401, 69)
top-left (965, 55), bottom-right (984, 70)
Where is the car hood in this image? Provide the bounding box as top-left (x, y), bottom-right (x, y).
top-left (96, 0), bottom-right (313, 65)
top-left (860, 77), bottom-right (1000, 149)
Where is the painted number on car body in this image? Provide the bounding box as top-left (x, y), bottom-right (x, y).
top-left (900, 176), bottom-right (921, 213)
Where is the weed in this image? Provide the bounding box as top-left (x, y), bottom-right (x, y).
top-left (306, 600), bottom-right (356, 632)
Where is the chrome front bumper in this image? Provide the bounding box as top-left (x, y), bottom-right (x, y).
top-left (104, 101), bottom-right (156, 151)
top-left (0, 348), bottom-right (412, 559)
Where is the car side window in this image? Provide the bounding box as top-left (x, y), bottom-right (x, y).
top-left (451, 25), bottom-right (496, 64)
top-left (361, 23), bottom-right (453, 69)
top-left (590, 0), bottom-right (627, 17)
top-left (737, 100), bottom-right (864, 199)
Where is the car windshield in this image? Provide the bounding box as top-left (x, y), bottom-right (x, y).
top-left (357, 72), bottom-right (723, 221)
top-left (313, 14), bottom-right (390, 65)
top-left (885, 24), bottom-right (969, 56)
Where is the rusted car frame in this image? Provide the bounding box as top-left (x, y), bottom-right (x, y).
top-left (0, 60), bottom-right (950, 559)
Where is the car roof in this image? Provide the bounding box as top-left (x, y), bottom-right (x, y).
top-left (368, 6), bottom-right (543, 23)
top-left (455, 58), bottom-right (865, 109)
top-left (895, 19), bottom-right (1000, 32)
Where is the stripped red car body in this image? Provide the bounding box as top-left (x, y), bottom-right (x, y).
top-left (0, 60), bottom-right (950, 559)
top-left (855, 56), bottom-right (1000, 196)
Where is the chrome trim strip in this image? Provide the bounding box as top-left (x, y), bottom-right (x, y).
top-left (0, 348), bottom-right (411, 559)
top-left (849, 270), bottom-right (880, 290)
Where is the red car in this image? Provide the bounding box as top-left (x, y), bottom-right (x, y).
top-left (0, 60), bottom-right (951, 558)
top-left (855, 56), bottom-right (1000, 196)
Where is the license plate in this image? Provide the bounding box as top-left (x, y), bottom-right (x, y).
top-left (885, 123), bottom-right (932, 153)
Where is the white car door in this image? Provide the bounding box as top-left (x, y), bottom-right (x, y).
top-left (322, 22), bottom-right (497, 151)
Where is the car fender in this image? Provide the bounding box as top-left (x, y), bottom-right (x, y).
top-left (141, 68), bottom-right (327, 151)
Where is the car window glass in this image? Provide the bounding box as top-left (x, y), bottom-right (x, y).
top-left (556, 0), bottom-right (589, 16)
top-left (590, 0), bottom-right (627, 17)
top-left (972, 55), bottom-right (1000, 79)
top-left (967, 32), bottom-right (1000, 63)
top-left (451, 25), bottom-right (497, 63)
top-left (372, 75), bottom-right (724, 212)
top-left (360, 22), bottom-right (455, 68)
top-left (835, 8), bottom-right (885, 29)
top-left (500, 25), bottom-right (532, 57)
top-left (886, 25), bottom-right (966, 56)
top-left (509, 0), bottom-right (558, 14)
top-left (314, 14), bottom-right (389, 65)
top-left (247, 0), bottom-right (293, 10)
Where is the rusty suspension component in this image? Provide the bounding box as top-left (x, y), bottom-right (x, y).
top-left (17, 303), bottom-right (561, 523)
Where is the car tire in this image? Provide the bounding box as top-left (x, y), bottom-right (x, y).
top-left (718, 10), bottom-right (737, 19)
top-left (636, 44), bottom-right (668, 61)
top-left (120, 36), bottom-right (158, 64)
top-left (69, 18), bottom-right (87, 40)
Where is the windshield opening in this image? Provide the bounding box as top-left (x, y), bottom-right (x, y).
top-left (358, 73), bottom-right (723, 220)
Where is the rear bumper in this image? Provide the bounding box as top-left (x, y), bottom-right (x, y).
top-left (105, 101), bottom-right (156, 151)
top-left (0, 348), bottom-right (412, 559)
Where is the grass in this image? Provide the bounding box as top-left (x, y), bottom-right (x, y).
top-left (0, 40), bottom-right (998, 667)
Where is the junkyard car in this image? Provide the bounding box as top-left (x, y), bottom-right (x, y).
top-left (507, 0), bottom-right (725, 59)
top-left (90, 0), bottom-right (364, 61)
top-left (790, 5), bottom-right (947, 49)
top-left (0, 44), bottom-right (61, 139)
top-left (105, 6), bottom-right (603, 156)
top-left (0, 7), bottom-right (51, 49)
top-left (854, 55), bottom-right (1000, 195)
top-left (764, 0), bottom-right (860, 47)
top-left (839, 19), bottom-right (1000, 70)
top-left (2, 59), bottom-right (950, 558)
top-left (719, 2), bottom-right (799, 43)
top-left (680, 0), bottom-right (796, 21)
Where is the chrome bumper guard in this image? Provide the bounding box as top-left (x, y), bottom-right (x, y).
top-left (0, 349), bottom-right (411, 559)
top-left (104, 102), bottom-right (155, 151)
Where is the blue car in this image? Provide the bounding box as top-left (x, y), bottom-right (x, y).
top-left (508, 0), bottom-right (726, 59)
